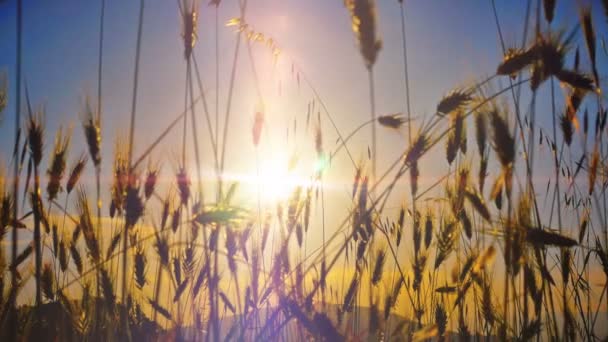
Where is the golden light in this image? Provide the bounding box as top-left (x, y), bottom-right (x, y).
top-left (254, 155), bottom-right (307, 204)
top-left (231, 151), bottom-right (315, 206)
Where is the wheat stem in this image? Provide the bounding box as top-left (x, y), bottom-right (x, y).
top-left (96, 0), bottom-right (105, 258)
top-left (368, 68), bottom-right (377, 195)
top-left (127, 0), bottom-right (145, 168)
top-left (219, 0), bottom-right (247, 200)
top-left (215, 5), bottom-right (220, 167)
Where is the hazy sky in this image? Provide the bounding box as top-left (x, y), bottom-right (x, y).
top-left (0, 0), bottom-right (606, 231)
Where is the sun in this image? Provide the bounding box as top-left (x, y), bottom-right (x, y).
top-left (254, 155), bottom-right (307, 204)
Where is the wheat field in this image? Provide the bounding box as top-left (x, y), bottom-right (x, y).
top-left (0, 0), bottom-right (607, 340)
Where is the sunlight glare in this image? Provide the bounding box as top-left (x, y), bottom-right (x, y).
top-left (255, 155), bottom-right (306, 204)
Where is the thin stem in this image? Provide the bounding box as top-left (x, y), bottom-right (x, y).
top-left (215, 5), bottom-right (220, 160)
top-left (11, 2), bottom-right (23, 338)
top-left (329, 118), bottom-right (374, 160)
top-left (368, 68), bottom-right (377, 193)
top-left (127, 0), bottom-right (145, 168)
top-left (95, 0), bottom-right (105, 247)
top-left (399, 1), bottom-right (412, 145)
top-left (187, 58), bottom-right (204, 203)
top-left (97, 0), bottom-right (105, 118)
top-left (123, 0), bottom-right (145, 338)
top-left (33, 167), bottom-right (42, 305)
top-left (219, 0), bottom-right (247, 199)
top-left (321, 178), bottom-right (326, 305)
top-left (182, 61), bottom-right (189, 166)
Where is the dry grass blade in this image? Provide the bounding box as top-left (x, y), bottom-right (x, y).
top-left (435, 219), bottom-right (457, 269)
top-left (342, 274), bottom-right (359, 312)
top-left (76, 189), bottom-right (100, 263)
top-left (58, 240), bottom-right (68, 272)
top-left (345, 0), bottom-right (382, 70)
top-left (41, 263), bottom-right (54, 301)
top-left (446, 127), bottom-right (458, 164)
top-left (424, 211), bottom-right (433, 249)
top-left (566, 88), bottom-right (585, 120)
top-left (560, 114), bottom-right (573, 146)
top-left (579, 213), bottom-right (588, 243)
top-left (526, 228), bottom-right (577, 248)
top-left (437, 89), bottom-right (472, 116)
top-left (436, 285), bottom-right (457, 294)
top-left (106, 231), bottom-right (121, 259)
top-left (66, 154), bottom-right (87, 195)
top-left (479, 154), bottom-right (488, 193)
top-left (490, 108), bottom-right (514, 167)
top-left (149, 298), bottom-right (172, 320)
top-left (556, 69), bottom-right (595, 91)
top-left (81, 100), bottom-right (101, 168)
top-left (371, 248), bottom-right (385, 285)
top-left (459, 209), bottom-right (472, 240)
top-left (378, 113), bottom-right (406, 129)
top-left (99, 268), bottom-right (115, 313)
top-left (543, 0), bottom-right (556, 23)
top-left (296, 222), bottom-right (303, 247)
top-left (589, 146), bottom-right (599, 195)
top-left (496, 47), bottom-right (536, 77)
top-left (464, 188), bottom-right (491, 221)
top-left (524, 264), bottom-right (540, 305)
top-left (580, 6), bottom-right (599, 87)
top-left (173, 279), bottom-right (188, 302)
top-left (384, 278), bottom-right (402, 318)
top-left (26, 110), bottom-right (44, 167)
top-left (70, 243), bottom-right (83, 275)
top-left (154, 233), bottom-right (170, 269)
top-left (72, 223), bottom-right (81, 243)
top-left (180, 0), bottom-right (198, 60)
top-left (561, 248), bottom-right (571, 284)
top-left (183, 244), bottom-right (195, 278)
top-left (459, 252), bottom-right (476, 282)
top-left (413, 211), bottom-right (421, 254)
top-left (173, 253), bottom-right (184, 284)
top-left (490, 171), bottom-right (504, 209)
top-left (192, 265), bottom-right (207, 298)
top-left (52, 223), bottom-right (58, 257)
top-left (435, 304), bottom-right (447, 337)
top-left (474, 111), bottom-right (487, 157)
top-left (125, 181), bottom-right (144, 228)
top-left (219, 291), bottom-right (235, 313)
top-left (405, 133), bottom-right (427, 166)
top-left (134, 246), bottom-right (147, 289)
top-left (410, 161), bottom-right (419, 197)
top-left (11, 242), bottom-right (32, 270)
top-left (144, 161), bottom-right (159, 200)
top-left (46, 127), bottom-right (71, 200)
